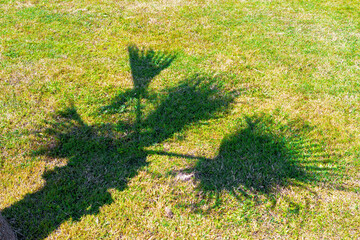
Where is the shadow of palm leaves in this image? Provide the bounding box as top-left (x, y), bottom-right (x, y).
top-left (2, 73), bottom-right (236, 240)
top-left (2, 105), bottom-right (148, 240)
top-left (196, 115), bottom-right (309, 195)
top-left (170, 113), bottom-right (338, 212)
top-left (139, 75), bottom-right (237, 146)
top-left (128, 44), bottom-right (176, 92)
top-left (2, 42), bottom-right (238, 239)
top-left (100, 44), bottom-right (176, 128)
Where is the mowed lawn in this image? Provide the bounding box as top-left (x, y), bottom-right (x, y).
top-left (1, 0), bottom-right (359, 239)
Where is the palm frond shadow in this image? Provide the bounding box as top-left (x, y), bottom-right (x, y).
top-left (2, 75), bottom-right (236, 240)
top-left (169, 114), bottom-right (339, 212)
top-left (128, 44), bottom-right (176, 92)
top-left (196, 115), bottom-right (309, 194)
top-left (2, 105), bottom-right (148, 240)
top-left (139, 76), bottom-right (236, 146)
top-left (99, 44), bottom-right (175, 115)
top-left (100, 44), bottom-right (176, 135)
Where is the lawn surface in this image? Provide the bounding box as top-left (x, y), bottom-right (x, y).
top-left (1, 0), bottom-right (360, 239)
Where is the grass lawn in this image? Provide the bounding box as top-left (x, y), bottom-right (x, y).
top-left (1, 0), bottom-right (359, 239)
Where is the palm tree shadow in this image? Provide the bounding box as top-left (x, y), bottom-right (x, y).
top-left (177, 114), bottom-right (336, 211)
top-left (2, 105), bottom-right (148, 240)
top-left (197, 115), bottom-right (305, 193)
top-left (128, 44), bottom-right (176, 92)
top-left (139, 75), bottom-right (237, 147)
top-left (99, 45), bottom-right (175, 115)
top-left (1, 74), bottom-right (237, 239)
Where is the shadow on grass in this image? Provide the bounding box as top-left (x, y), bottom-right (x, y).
top-left (100, 44), bottom-right (176, 136)
top-left (1, 75), bottom-right (236, 240)
top-left (98, 88), bottom-right (136, 115)
top-left (196, 115), bottom-right (310, 195)
top-left (139, 75), bottom-right (236, 146)
top-left (2, 105), bottom-right (147, 240)
top-left (170, 113), bottom-right (336, 211)
top-left (128, 44), bottom-right (175, 92)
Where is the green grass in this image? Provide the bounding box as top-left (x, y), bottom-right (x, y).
top-left (1, 0), bottom-right (359, 239)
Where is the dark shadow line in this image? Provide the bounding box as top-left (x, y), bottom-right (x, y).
top-left (146, 150), bottom-right (210, 161)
